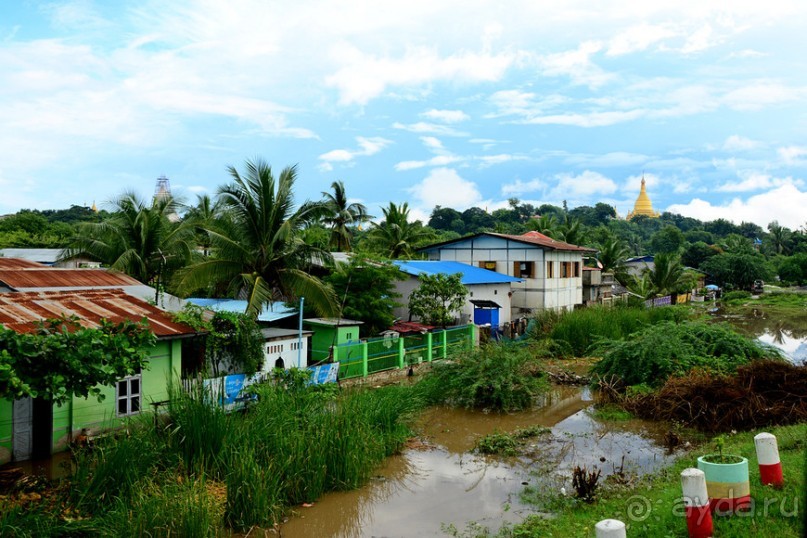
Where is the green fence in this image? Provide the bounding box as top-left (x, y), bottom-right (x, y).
top-left (334, 324), bottom-right (476, 380)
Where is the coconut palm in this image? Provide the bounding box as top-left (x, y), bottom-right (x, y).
top-left (526, 214), bottom-right (557, 235)
top-left (174, 158), bottom-right (338, 317)
top-left (319, 180), bottom-right (371, 252)
top-left (367, 202), bottom-right (435, 258)
top-left (643, 253), bottom-right (694, 296)
top-left (596, 234), bottom-right (630, 282)
top-left (62, 191), bottom-right (194, 298)
top-left (184, 194), bottom-right (225, 257)
top-left (767, 221), bottom-right (790, 255)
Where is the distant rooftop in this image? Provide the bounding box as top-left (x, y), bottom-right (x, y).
top-left (186, 298), bottom-right (298, 323)
top-left (393, 260), bottom-right (523, 285)
top-left (304, 317), bottom-right (364, 327)
top-left (0, 289), bottom-right (196, 338)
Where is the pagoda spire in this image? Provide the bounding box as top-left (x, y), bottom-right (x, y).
top-left (627, 174), bottom-right (660, 219)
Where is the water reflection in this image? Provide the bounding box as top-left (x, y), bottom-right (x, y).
top-left (711, 307), bottom-right (807, 365)
top-left (280, 387), bottom-right (673, 538)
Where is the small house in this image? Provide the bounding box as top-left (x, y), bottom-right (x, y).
top-left (304, 318), bottom-right (363, 363)
top-left (0, 289), bottom-right (196, 464)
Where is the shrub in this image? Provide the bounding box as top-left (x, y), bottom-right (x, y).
top-left (417, 344), bottom-right (548, 411)
top-left (532, 305), bottom-right (692, 357)
top-left (721, 290), bottom-right (751, 302)
top-left (591, 321), bottom-right (782, 387)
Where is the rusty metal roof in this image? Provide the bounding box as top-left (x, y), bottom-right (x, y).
top-left (0, 289), bottom-right (196, 338)
top-left (0, 258), bottom-right (47, 269)
top-left (0, 268), bottom-right (141, 289)
top-left (490, 231), bottom-right (596, 252)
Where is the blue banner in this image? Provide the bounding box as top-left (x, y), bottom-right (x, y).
top-left (308, 362), bottom-right (340, 385)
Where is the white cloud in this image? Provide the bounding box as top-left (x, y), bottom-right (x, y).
top-left (420, 109), bottom-right (469, 123)
top-left (522, 109), bottom-right (646, 127)
top-left (607, 23), bottom-right (678, 56)
top-left (681, 24), bottom-right (716, 53)
top-left (395, 155), bottom-right (463, 171)
top-left (392, 122), bottom-right (468, 137)
top-left (501, 179), bottom-right (545, 196)
top-left (722, 135), bottom-right (762, 152)
top-left (420, 136), bottom-right (445, 152)
top-left (667, 184), bottom-right (807, 229)
top-left (318, 136), bottom-right (392, 163)
top-left (715, 172), bottom-right (799, 192)
top-left (723, 83), bottom-right (806, 111)
top-left (778, 146), bottom-right (807, 164)
top-left (624, 173), bottom-right (661, 191)
top-left (326, 44), bottom-right (515, 105)
top-left (408, 168), bottom-right (483, 211)
top-left (538, 40), bottom-right (614, 88)
top-left (554, 170), bottom-right (618, 197)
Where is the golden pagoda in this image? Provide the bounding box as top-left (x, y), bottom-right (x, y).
top-left (626, 176), bottom-right (660, 219)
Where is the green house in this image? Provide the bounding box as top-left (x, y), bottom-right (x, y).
top-left (304, 318), bottom-right (363, 363)
top-left (0, 289), bottom-right (196, 464)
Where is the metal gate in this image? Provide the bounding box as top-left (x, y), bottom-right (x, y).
top-left (12, 397), bottom-right (33, 461)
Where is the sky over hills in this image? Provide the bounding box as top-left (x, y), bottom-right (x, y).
top-left (1, 1), bottom-right (806, 228)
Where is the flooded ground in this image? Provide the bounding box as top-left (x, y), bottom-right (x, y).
top-left (712, 307), bottom-right (807, 365)
top-left (280, 386), bottom-right (675, 537)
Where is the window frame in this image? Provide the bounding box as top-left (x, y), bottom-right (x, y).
top-left (116, 371), bottom-right (142, 417)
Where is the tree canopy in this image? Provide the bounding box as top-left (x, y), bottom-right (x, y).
top-left (408, 273), bottom-right (468, 327)
top-left (0, 318), bottom-right (155, 404)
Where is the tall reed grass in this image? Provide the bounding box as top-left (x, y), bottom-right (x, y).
top-left (532, 304), bottom-right (693, 356)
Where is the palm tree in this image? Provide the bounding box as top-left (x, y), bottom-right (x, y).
top-left (596, 235), bottom-right (630, 282)
top-left (367, 202), bottom-right (435, 258)
top-left (184, 194), bottom-right (225, 257)
top-left (319, 180), bottom-right (371, 252)
top-left (62, 191), bottom-right (193, 299)
top-left (526, 214), bottom-right (557, 235)
top-left (643, 253), bottom-right (693, 296)
top-left (767, 221), bottom-right (790, 255)
top-left (174, 158), bottom-right (338, 317)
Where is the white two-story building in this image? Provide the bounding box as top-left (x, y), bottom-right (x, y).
top-left (418, 231), bottom-right (594, 316)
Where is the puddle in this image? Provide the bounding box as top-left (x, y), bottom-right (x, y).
top-left (280, 386), bottom-right (674, 537)
top-left (711, 307), bottom-right (807, 365)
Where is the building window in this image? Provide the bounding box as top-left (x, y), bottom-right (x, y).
top-left (346, 332), bottom-right (353, 340)
top-left (478, 261), bottom-right (497, 271)
top-left (513, 261), bottom-right (535, 278)
top-left (574, 262), bottom-right (581, 277)
top-left (117, 372), bottom-right (141, 417)
top-left (546, 261), bottom-right (555, 278)
top-left (561, 262), bottom-right (573, 278)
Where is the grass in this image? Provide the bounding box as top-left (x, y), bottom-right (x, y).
top-left (1, 376), bottom-right (425, 535)
top-left (475, 426), bottom-right (552, 456)
top-left (589, 404), bottom-right (634, 421)
top-left (416, 343), bottom-right (549, 411)
top-left (532, 305), bottom-right (693, 357)
top-left (461, 422), bottom-right (806, 538)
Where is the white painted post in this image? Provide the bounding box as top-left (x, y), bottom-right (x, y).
top-left (754, 432), bottom-right (784, 487)
top-left (595, 519), bottom-right (626, 538)
top-left (681, 468), bottom-right (713, 538)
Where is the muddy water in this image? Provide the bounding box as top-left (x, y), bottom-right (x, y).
top-left (280, 386), bottom-right (674, 538)
top-left (712, 307), bottom-right (807, 365)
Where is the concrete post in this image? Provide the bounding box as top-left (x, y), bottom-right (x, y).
top-left (594, 519), bottom-right (626, 538)
top-left (681, 468), bottom-right (713, 538)
top-left (755, 432), bottom-right (784, 488)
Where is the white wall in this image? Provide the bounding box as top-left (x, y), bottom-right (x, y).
top-left (263, 336), bottom-right (310, 370)
top-left (423, 235), bottom-right (584, 315)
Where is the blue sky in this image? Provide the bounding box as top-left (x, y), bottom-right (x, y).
top-left (2, 1), bottom-right (807, 228)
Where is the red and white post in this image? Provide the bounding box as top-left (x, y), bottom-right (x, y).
top-left (681, 468), bottom-right (713, 538)
top-left (755, 432), bottom-right (784, 488)
top-left (595, 519), bottom-right (626, 538)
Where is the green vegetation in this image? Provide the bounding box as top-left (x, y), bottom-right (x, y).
top-left (0, 317), bottom-right (154, 402)
top-left (324, 255), bottom-right (404, 336)
top-left (491, 423), bottom-right (807, 538)
top-left (591, 321), bottom-right (782, 387)
top-left (531, 305), bottom-right (692, 357)
top-left (589, 404), bottom-right (634, 421)
top-left (172, 305), bottom-right (264, 376)
top-left (366, 201), bottom-right (436, 258)
top-left (722, 290), bottom-right (753, 302)
top-left (417, 344), bottom-right (548, 411)
top-left (475, 426), bottom-right (551, 456)
top-left (174, 158), bottom-right (338, 318)
top-left (408, 272), bottom-right (469, 328)
top-left (1, 375), bottom-right (423, 535)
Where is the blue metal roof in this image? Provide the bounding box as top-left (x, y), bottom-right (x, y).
top-left (186, 298), bottom-right (297, 323)
top-left (393, 260), bottom-right (523, 285)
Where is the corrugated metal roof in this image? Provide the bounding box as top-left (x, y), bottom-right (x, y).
top-left (186, 298), bottom-right (298, 323)
top-left (0, 258), bottom-right (47, 269)
top-left (419, 231), bottom-right (595, 253)
top-left (0, 268), bottom-right (141, 289)
top-left (304, 317), bottom-right (364, 327)
top-left (0, 289), bottom-right (196, 338)
top-left (393, 260), bottom-right (523, 285)
top-left (0, 249), bottom-right (62, 264)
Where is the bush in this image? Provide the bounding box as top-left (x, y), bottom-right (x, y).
top-left (721, 290), bottom-right (751, 302)
top-left (417, 344), bottom-right (548, 411)
top-left (591, 321), bottom-right (782, 387)
top-left (532, 305), bottom-right (692, 357)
